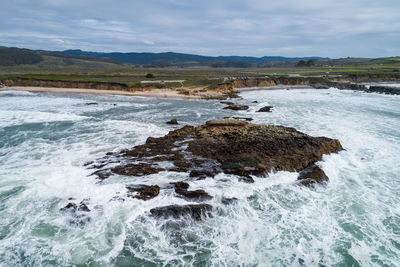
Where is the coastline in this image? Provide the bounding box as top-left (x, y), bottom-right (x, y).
top-left (235, 85), bottom-right (312, 92)
top-left (0, 86), bottom-right (203, 99)
top-left (1, 84), bottom-right (316, 99)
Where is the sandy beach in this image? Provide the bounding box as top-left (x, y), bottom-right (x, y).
top-left (0, 86), bottom-right (203, 99)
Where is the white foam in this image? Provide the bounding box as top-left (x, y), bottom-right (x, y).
top-left (0, 88), bottom-right (399, 265)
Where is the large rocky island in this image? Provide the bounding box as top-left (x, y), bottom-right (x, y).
top-left (84, 119), bottom-right (343, 220)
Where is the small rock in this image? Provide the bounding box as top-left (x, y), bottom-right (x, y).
top-left (256, 106), bottom-right (273, 112)
top-left (166, 118), bottom-right (179, 125)
top-left (85, 102), bottom-right (98, 105)
top-left (252, 101), bottom-right (258, 103)
top-left (223, 104), bottom-right (249, 111)
top-left (126, 184), bottom-right (160, 200)
top-left (78, 202), bottom-right (91, 212)
top-left (150, 204), bottom-right (213, 221)
top-left (171, 181), bottom-right (213, 201)
top-left (298, 165), bottom-right (329, 186)
top-left (220, 101), bottom-right (234, 105)
top-left (60, 203), bottom-right (77, 213)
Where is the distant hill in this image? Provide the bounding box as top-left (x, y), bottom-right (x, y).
top-left (62, 49), bottom-right (327, 67)
top-left (0, 47), bottom-right (43, 66)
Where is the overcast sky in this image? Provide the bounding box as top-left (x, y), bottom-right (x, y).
top-left (0, 0), bottom-right (399, 58)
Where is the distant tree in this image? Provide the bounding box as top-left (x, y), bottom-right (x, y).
top-left (296, 60), bottom-right (314, 67)
top-left (145, 73), bottom-right (155, 78)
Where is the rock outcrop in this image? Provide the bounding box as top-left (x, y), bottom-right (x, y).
top-left (223, 104), bottom-right (249, 110)
top-left (166, 118), bottom-right (179, 125)
top-left (150, 204), bottom-right (213, 221)
top-left (126, 184), bottom-right (160, 200)
top-left (89, 119), bottom-right (343, 182)
top-left (257, 106), bottom-right (273, 112)
top-left (297, 164), bottom-right (329, 186)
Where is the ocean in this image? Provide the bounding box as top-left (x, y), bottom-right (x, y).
top-left (0, 87), bottom-right (399, 266)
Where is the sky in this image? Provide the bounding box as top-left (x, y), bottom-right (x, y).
top-left (0, 0), bottom-right (399, 58)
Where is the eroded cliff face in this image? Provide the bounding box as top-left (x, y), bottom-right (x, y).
top-left (2, 79), bottom-right (132, 91)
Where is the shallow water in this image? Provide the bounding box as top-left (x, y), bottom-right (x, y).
top-left (0, 88), bottom-right (399, 266)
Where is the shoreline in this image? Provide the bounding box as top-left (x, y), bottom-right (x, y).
top-left (1, 85), bottom-right (316, 99)
top-left (235, 85), bottom-right (312, 92)
top-left (0, 86), bottom-right (203, 99)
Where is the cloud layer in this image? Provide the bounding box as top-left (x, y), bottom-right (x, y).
top-left (0, 0), bottom-right (399, 57)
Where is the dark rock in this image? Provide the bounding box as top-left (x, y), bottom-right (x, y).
top-left (126, 184), bottom-right (160, 200)
top-left (150, 204), bottom-right (213, 221)
top-left (93, 163), bottom-right (165, 179)
top-left (79, 202), bottom-right (91, 212)
top-left (60, 203), bottom-right (77, 213)
top-left (297, 164), bottom-right (329, 186)
top-left (223, 104), bottom-right (249, 110)
top-left (170, 181), bottom-right (213, 201)
top-left (252, 101), bottom-right (258, 103)
top-left (85, 102), bottom-right (98, 105)
top-left (368, 86), bottom-right (400, 95)
top-left (170, 181), bottom-right (190, 190)
top-left (256, 106), bottom-right (273, 112)
top-left (83, 161), bottom-right (94, 167)
top-left (166, 118), bottom-right (179, 125)
top-left (189, 170), bottom-right (215, 178)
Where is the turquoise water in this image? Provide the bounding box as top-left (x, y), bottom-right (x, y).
top-left (0, 88), bottom-right (399, 266)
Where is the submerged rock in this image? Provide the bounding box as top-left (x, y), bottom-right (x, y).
top-left (60, 200), bottom-right (91, 227)
top-left (150, 204), bottom-right (213, 221)
top-left (297, 164), bottom-right (329, 186)
top-left (166, 118), bottom-right (179, 125)
top-left (90, 119), bottom-right (342, 182)
top-left (257, 106), bottom-right (273, 112)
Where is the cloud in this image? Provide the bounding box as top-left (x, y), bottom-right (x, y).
top-left (0, 0), bottom-right (399, 57)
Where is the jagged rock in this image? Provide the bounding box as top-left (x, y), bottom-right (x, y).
top-left (223, 104), bottom-right (249, 110)
top-left (166, 118), bottom-right (179, 125)
top-left (150, 204), bottom-right (213, 220)
top-left (170, 181), bottom-right (213, 201)
top-left (297, 164), bottom-right (329, 186)
top-left (126, 184), bottom-right (160, 200)
top-left (257, 106), bottom-right (273, 112)
top-left (90, 119), bottom-right (342, 183)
